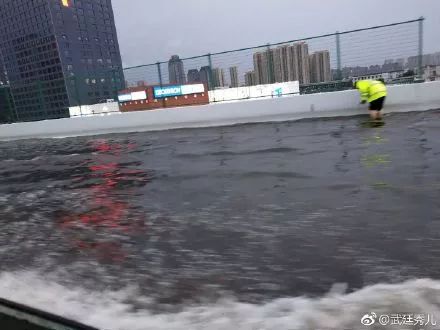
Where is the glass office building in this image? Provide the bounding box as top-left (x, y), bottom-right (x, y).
top-left (0, 0), bottom-right (124, 121)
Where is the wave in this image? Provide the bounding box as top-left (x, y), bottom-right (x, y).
top-left (176, 147), bottom-right (299, 159)
top-left (1, 271), bottom-right (440, 330)
top-left (159, 170), bottom-right (312, 181)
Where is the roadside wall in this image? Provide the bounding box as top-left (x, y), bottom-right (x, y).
top-left (1, 81), bottom-right (439, 141)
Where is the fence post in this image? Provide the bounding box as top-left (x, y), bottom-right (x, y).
top-left (208, 53), bottom-right (213, 90)
top-left (156, 62), bottom-right (163, 86)
top-left (418, 16), bottom-right (424, 78)
top-left (335, 31), bottom-right (342, 81)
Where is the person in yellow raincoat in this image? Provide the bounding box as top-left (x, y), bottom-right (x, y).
top-left (354, 79), bottom-right (387, 120)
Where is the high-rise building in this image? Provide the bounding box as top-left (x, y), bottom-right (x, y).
top-left (287, 42), bottom-right (310, 84)
top-left (273, 45), bottom-right (290, 83)
top-left (309, 51), bottom-right (331, 83)
top-left (212, 68), bottom-right (226, 88)
top-left (244, 71), bottom-right (256, 86)
top-left (253, 49), bottom-right (275, 85)
top-left (199, 66), bottom-right (212, 89)
top-left (286, 46), bottom-right (299, 82)
top-left (187, 69), bottom-right (200, 83)
top-left (0, 0), bottom-right (125, 122)
top-left (168, 55), bottom-right (186, 84)
top-left (229, 66), bottom-right (239, 87)
top-left (253, 52), bottom-right (265, 85)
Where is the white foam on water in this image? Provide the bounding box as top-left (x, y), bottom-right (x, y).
top-left (1, 271), bottom-right (440, 330)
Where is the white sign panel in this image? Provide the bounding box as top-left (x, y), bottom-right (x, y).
top-left (181, 84), bottom-right (205, 95)
top-left (131, 91), bottom-right (147, 101)
top-left (208, 81), bottom-right (299, 103)
top-left (118, 94), bottom-right (132, 102)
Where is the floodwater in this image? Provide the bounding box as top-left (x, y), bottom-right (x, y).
top-left (0, 110), bottom-right (439, 330)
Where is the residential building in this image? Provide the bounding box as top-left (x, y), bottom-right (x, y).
top-left (168, 55), bottom-right (186, 84)
top-left (229, 66), bottom-right (239, 88)
top-left (0, 0), bottom-right (125, 121)
top-left (253, 52), bottom-right (266, 85)
top-left (187, 69), bottom-right (200, 83)
top-left (212, 68), bottom-right (226, 88)
top-left (273, 45), bottom-right (289, 83)
top-left (244, 71), bottom-right (256, 86)
top-left (199, 66), bottom-right (212, 89)
top-left (253, 49), bottom-right (275, 85)
top-left (252, 43), bottom-right (313, 85)
top-left (309, 51), bottom-right (331, 83)
top-left (287, 42), bottom-right (310, 84)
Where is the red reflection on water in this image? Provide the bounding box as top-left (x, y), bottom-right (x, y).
top-left (57, 139), bottom-right (151, 263)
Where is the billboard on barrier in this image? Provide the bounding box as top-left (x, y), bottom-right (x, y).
top-left (131, 91), bottom-right (147, 101)
top-left (208, 81), bottom-right (299, 103)
top-left (181, 84), bottom-right (205, 95)
top-left (154, 86), bottom-right (182, 98)
top-left (154, 84), bottom-right (205, 99)
top-left (118, 94), bottom-right (132, 102)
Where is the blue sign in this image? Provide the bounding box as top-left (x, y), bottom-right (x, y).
top-left (154, 85), bottom-right (182, 99)
top-left (274, 88), bottom-right (283, 97)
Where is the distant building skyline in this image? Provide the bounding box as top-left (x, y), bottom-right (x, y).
top-left (309, 50), bottom-right (331, 83)
top-left (290, 42), bottom-right (310, 84)
top-left (408, 52), bottom-right (440, 70)
top-left (273, 46), bottom-right (289, 83)
top-left (251, 42), bottom-right (311, 86)
top-left (212, 68), bottom-right (226, 88)
top-left (253, 50), bottom-right (274, 85)
top-left (168, 55), bottom-right (186, 84)
top-left (244, 71), bottom-right (256, 86)
top-left (229, 66), bottom-right (239, 88)
top-left (145, 47), bottom-right (439, 90)
top-left (187, 69), bottom-right (201, 83)
top-left (199, 66), bottom-right (211, 88)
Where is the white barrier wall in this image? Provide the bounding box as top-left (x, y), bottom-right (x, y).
top-left (208, 81), bottom-right (300, 102)
top-left (69, 102), bottom-right (120, 117)
top-left (1, 81), bottom-right (440, 141)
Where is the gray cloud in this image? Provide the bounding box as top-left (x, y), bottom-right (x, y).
top-left (112, 0), bottom-right (440, 68)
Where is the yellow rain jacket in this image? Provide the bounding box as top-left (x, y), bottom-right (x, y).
top-left (356, 80), bottom-right (387, 103)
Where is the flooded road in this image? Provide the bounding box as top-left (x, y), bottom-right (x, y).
top-left (0, 110), bottom-right (439, 329)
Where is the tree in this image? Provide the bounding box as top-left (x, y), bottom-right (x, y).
top-left (401, 70), bottom-right (415, 77)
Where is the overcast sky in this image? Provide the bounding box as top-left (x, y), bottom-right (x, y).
top-left (112, 0), bottom-right (440, 68)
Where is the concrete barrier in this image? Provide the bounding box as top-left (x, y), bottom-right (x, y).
top-left (1, 81), bottom-right (439, 141)
top-left (69, 102), bottom-right (120, 117)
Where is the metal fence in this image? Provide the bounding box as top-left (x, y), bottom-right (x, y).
top-left (0, 18), bottom-right (425, 123)
top-left (123, 18), bottom-right (424, 93)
